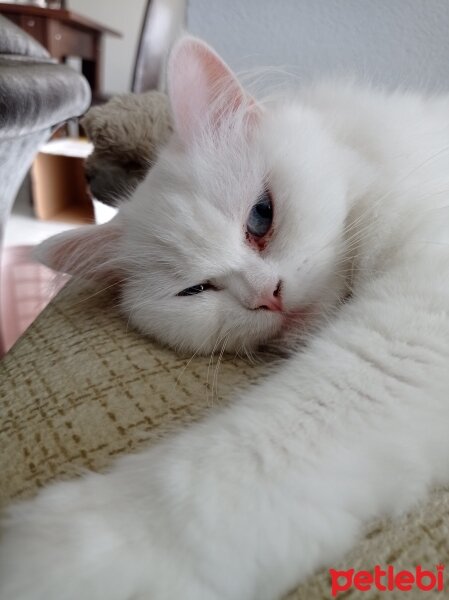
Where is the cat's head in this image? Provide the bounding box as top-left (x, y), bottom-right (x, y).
top-left (38, 37), bottom-right (364, 355)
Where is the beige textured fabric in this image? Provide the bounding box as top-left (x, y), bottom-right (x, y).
top-left (1, 283), bottom-right (448, 599)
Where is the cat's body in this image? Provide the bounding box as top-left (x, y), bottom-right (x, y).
top-left (1, 38), bottom-right (449, 600)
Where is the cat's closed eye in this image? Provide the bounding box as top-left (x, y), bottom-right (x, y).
top-left (177, 282), bottom-right (216, 297)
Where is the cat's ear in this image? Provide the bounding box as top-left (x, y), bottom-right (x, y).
top-left (167, 36), bottom-right (258, 144)
top-left (35, 219), bottom-right (123, 283)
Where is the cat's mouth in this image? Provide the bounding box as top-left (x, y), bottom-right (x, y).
top-left (280, 305), bottom-right (317, 330)
top-left (282, 308), bottom-right (308, 325)
top-left (253, 306), bottom-right (315, 353)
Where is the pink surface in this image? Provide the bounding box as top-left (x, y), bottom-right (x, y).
top-left (1, 245), bottom-right (67, 354)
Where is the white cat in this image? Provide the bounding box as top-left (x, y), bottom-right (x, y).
top-left (1, 35), bottom-right (449, 600)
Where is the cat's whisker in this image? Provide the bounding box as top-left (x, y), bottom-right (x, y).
top-left (206, 328), bottom-right (231, 406)
top-left (171, 334), bottom-right (216, 397)
top-left (212, 331), bottom-right (232, 405)
top-left (68, 278), bottom-right (131, 306)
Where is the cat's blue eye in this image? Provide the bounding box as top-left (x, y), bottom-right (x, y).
top-left (177, 282), bottom-right (215, 297)
top-left (246, 190), bottom-right (273, 238)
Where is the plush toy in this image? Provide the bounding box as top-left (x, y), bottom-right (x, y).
top-left (81, 91), bottom-right (173, 206)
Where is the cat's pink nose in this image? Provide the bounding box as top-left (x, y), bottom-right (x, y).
top-left (256, 281), bottom-right (283, 312)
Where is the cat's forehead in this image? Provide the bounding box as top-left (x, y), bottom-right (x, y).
top-left (124, 172), bottom-right (248, 280)
top-left (135, 130), bottom-right (263, 220)
top-left (122, 111), bottom-right (299, 282)
top-left (185, 135), bottom-right (265, 213)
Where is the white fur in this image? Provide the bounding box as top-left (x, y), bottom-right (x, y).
top-left (2, 37), bottom-right (449, 599)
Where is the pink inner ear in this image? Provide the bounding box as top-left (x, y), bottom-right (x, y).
top-left (36, 220), bottom-right (122, 283)
top-left (168, 37), bottom-right (256, 144)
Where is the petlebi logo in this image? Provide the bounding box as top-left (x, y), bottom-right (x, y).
top-left (329, 564), bottom-right (445, 597)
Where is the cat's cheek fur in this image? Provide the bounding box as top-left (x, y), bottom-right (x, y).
top-left (120, 281), bottom-right (285, 354)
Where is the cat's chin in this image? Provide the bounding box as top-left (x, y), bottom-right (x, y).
top-left (282, 307), bottom-right (311, 326)
top-left (259, 305), bottom-right (324, 355)
top-left (184, 310), bottom-right (315, 357)
top-left (224, 309), bottom-right (318, 358)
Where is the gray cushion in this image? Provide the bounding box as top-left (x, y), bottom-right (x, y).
top-left (0, 14), bottom-right (50, 60)
top-left (0, 13), bottom-right (91, 254)
top-left (0, 58), bottom-right (91, 137)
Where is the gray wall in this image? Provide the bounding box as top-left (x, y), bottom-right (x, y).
top-left (69, 0), bottom-right (185, 93)
top-left (187, 0), bottom-right (449, 91)
top-left (70, 0), bottom-right (147, 94)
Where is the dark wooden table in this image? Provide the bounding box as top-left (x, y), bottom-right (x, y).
top-left (0, 3), bottom-right (121, 94)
